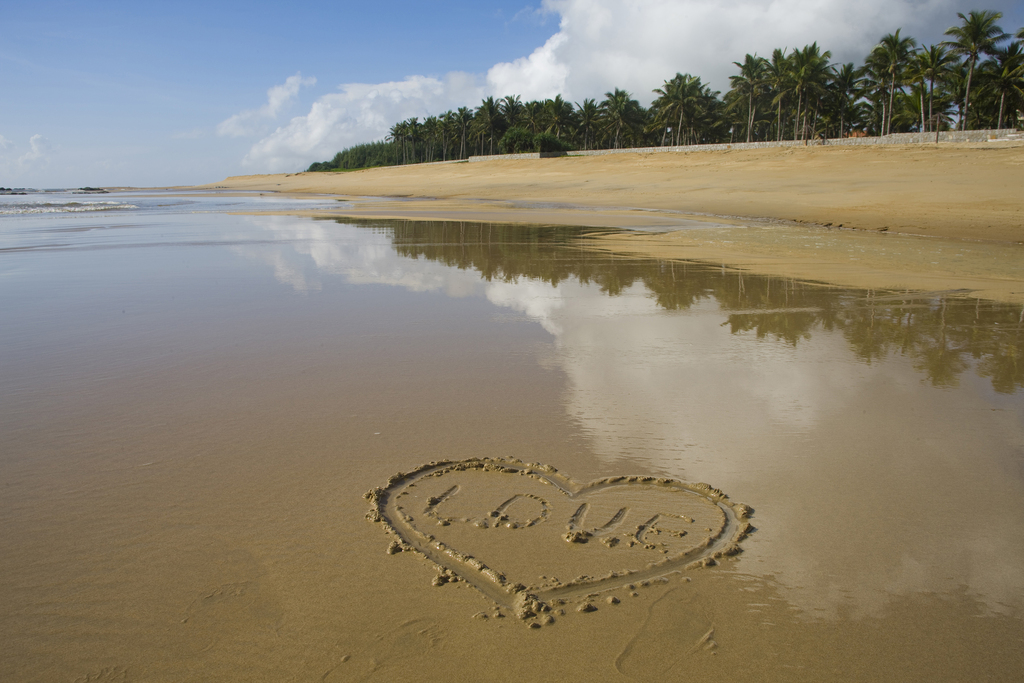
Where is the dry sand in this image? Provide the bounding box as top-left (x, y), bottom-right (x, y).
top-left (201, 142), bottom-right (1024, 303)
top-left (204, 142), bottom-right (1024, 242)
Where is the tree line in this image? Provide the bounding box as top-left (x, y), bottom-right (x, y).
top-left (308, 10), bottom-right (1024, 171)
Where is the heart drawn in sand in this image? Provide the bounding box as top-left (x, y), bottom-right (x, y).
top-left (365, 459), bottom-right (753, 618)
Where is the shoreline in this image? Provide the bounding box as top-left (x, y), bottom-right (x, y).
top-left (192, 142), bottom-right (1024, 302)
top-left (200, 142), bottom-right (1024, 243)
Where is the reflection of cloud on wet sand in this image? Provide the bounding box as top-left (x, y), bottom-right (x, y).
top-left (240, 215), bottom-right (1024, 620)
top-left (236, 216), bottom-right (486, 297)
top-left (532, 280), bottom-right (1024, 620)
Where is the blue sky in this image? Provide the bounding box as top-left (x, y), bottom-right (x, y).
top-left (2, 0), bottom-right (1022, 188)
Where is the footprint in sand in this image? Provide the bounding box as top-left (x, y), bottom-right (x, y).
top-left (73, 666), bottom-right (129, 683)
top-left (329, 618), bottom-right (446, 681)
top-left (614, 586), bottom-right (717, 677)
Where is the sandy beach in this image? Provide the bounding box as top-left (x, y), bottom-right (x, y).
top-left (203, 142), bottom-right (1024, 303)
top-left (3, 192), bottom-right (1024, 681)
top-left (206, 142), bottom-right (1024, 241)
top-left (9, 1), bottom-right (1024, 678)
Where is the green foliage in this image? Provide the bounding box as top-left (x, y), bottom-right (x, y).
top-left (498, 127), bottom-right (536, 154)
top-left (533, 131), bottom-right (573, 152)
top-left (306, 140), bottom-right (399, 172)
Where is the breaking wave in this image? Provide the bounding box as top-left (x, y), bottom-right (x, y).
top-left (0, 200), bottom-right (138, 215)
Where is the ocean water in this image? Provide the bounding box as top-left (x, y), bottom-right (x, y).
top-left (0, 189), bottom-right (338, 216)
top-left (0, 198), bottom-right (138, 215)
top-left (1, 193), bottom-right (1022, 681)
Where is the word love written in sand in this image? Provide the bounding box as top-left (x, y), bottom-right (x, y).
top-left (365, 459), bottom-right (753, 616)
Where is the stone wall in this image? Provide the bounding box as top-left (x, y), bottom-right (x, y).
top-left (460, 129), bottom-right (1020, 163)
top-left (406, 158), bottom-right (469, 167)
top-left (468, 152), bottom-right (567, 162)
top-left (566, 129), bottom-right (1017, 156)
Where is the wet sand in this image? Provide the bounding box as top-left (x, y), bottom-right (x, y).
top-left (2, 199), bottom-right (1023, 681)
top-left (268, 202), bottom-right (1024, 302)
top-left (202, 142), bottom-right (1024, 303)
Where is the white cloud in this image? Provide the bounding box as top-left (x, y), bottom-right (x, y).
top-left (0, 134), bottom-right (52, 183)
top-left (510, 5), bottom-right (551, 25)
top-left (487, 31), bottom-right (570, 101)
top-left (241, 72), bottom-right (484, 172)
top-left (241, 0), bottom-right (980, 171)
top-left (18, 134), bottom-right (50, 166)
top-left (488, 0), bottom-right (961, 102)
top-left (217, 72), bottom-right (317, 138)
top-left (233, 215), bottom-right (489, 296)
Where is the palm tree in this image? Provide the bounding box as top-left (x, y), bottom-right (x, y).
top-left (868, 30), bottom-right (917, 135)
top-left (652, 73), bottom-right (708, 145)
top-left (730, 54), bottom-right (768, 142)
top-left (980, 42), bottom-right (1024, 129)
top-left (843, 98), bottom-right (873, 136)
top-left (454, 107), bottom-right (472, 159)
top-left (691, 82), bottom-right (728, 143)
top-left (474, 97), bottom-right (504, 155)
top-left (829, 63), bottom-right (862, 138)
top-left (765, 49), bottom-right (791, 140)
top-left (544, 95), bottom-right (575, 138)
top-left (440, 110), bottom-right (456, 160)
top-left (652, 73), bottom-right (686, 145)
top-left (388, 119), bottom-right (419, 164)
top-left (422, 115), bottom-right (440, 162)
top-left (406, 118), bottom-right (422, 163)
top-left (651, 75), bottom-right (675, 144)
top-left (787, 43), bottom-right (833, 140)
top-left (600, 88), bottom-right (641, 148)
top-left (500, 95), bottom-right (524, 129)
top-left (911, 45), bottom-right (958, 132)
top-left (522, 101), bottom-right (545, 135)
top-left (943, 10), bottom-right (1009, 129)
top-left (907, 58), bottom-right (930, 133)
top-left (944, 61), bottom-right (969, 129)
top-left (386, 123), bottom-right (403, 164)
top-left (860, 49), bottom-right (888, 135)
top-left (575, 98), bottom-right (600, 149)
